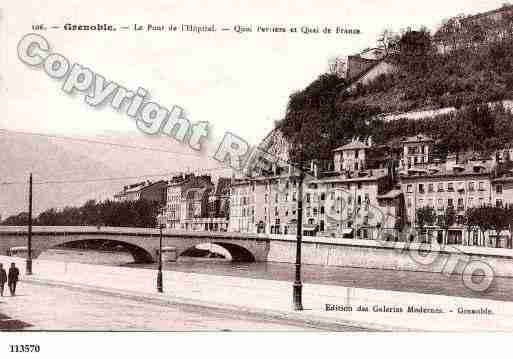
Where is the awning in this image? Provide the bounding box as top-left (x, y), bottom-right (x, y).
top-left (302, 225), bottom-right (316, 231)
top-left (342, 228), bottom-right (354, 235)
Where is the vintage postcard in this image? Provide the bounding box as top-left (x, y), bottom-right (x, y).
top-left (2, 0), bottom-right (513, 356)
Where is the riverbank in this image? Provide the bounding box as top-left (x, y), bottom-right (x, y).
top-left (2, 255), bottom-right (513, 331)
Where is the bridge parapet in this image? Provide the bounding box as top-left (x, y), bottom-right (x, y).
top-left (0, 226), bottom-right (270, 242)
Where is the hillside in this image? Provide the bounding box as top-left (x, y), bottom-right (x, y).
top-left (278, 26), bottom-right (513, 163)
top-left (342, 34), bottom-right (513, 114)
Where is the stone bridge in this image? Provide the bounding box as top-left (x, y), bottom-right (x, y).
top-left (0, 226), bottom-right (271, 263)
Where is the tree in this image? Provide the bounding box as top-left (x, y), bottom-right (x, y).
top-left (416, 206), bottom-right (436, 242)
top-left (506, 204), bottom-right (513, 249)
top-left (377, 28), bottom-right (400, 55)
top-left (472, 205), bottom-right (495, 247)
top-left (464, 207), bottom-right (480, 246)
top-left (398, 28), bottom-right (432, 72)
top-left (1, 212), bottom-right (29, 226)
top-left (437, 206), bottom-right (456, 245)
top-left (488, 204), bottom-right (510, 248)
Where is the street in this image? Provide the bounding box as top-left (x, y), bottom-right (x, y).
top-left (0, 282), bottom-right (318, 331)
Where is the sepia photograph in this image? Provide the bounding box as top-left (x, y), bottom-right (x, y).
top-left (3, 0), bottom-right (513, 356)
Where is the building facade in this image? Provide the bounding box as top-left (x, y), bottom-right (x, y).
top-left (164, 174), bottom-right (230, 232)
top-left (114, 180), bottom-right (168, 205)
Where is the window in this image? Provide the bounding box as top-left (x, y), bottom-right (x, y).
top-left (320, 206), bottom-right (325, 214)
top-left (264, 194), bottom-right (268, 203)
top-left (330, 192), bottom-right (334, 200)
top-left (497, 199), bottom-right (503, 207)
top-left (407, 184), bottom-right (413, 193)
top-left (496, 184), bottom-right (503, 194)
top-left (447, 198), bottom-right (453, 208)
top-left (438, 183), bottom-right (444, 192)
top-left (306, 194), bottom-right (311, 203)
top-left (419, 183), bottom-right (425, 193)
top-left (407, 198), bottom-right (412, 208)
top-left (320, 193), bottom-right (326, 201)
top-left (457, 198), bottom-right (464, 209)
top-left (468, 197), bottom-right (474, 207)
top-left (479, 181), bottom-right (485, 191)
top-left (437, 198), bottom-right (444, 209)
top-left (275, 193), bottom-right (279, 203)
top-left (428, 183), bottom-right (434, 193)
top-left (468, 182), bottom-right (475, 192)
top-left (274, 207), bottom-right (279, 216)
top-left (447, 182), bottom-right (454, 192)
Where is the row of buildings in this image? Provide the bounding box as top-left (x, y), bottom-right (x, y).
top-left (113, 174), bottom-right (231, 232)
top-left (112, 132), bottom-right (513, 247)
top-left (229, 132), bottom-right (513, 247)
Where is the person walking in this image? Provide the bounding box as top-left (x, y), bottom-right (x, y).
top-left (0, 264), bottom-right (7, 297)
top-left (8, 263), bottom-right (19, 296)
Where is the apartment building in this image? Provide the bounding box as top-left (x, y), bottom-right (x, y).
top-left (113, 180), bottom-right (168, 205)
top-left (400, 134), bottom-right (434, 169)
top-left (400, 160), bottom-right (494, 244)
top-left (164, 174), bottom-right (230, 232)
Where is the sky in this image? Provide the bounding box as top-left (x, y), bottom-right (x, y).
top-left (1, 0), bottom-right (509, 147)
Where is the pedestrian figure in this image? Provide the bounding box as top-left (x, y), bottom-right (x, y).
top-left (8, 263), bottom-right (19, 296)
top-left (0, 264), bottom-right (7, 297)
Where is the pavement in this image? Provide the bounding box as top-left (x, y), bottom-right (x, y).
top-left (0, 281), bottom-right (322, 331)
top-left (2, 255), bottom-right (513, 331)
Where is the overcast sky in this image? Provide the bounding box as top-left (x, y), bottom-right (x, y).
top-left (2, 0), bottom-right (508, 147)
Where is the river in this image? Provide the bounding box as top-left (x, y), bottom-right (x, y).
top-left (37, 248), bottom-right (513, 302)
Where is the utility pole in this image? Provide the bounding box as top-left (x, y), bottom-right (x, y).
top-left (26, 173), bottom-right (33, 275)
top-left (156, 208), bottom-right (164, 293)
top-left (293, 168), bottom-right (304, 311)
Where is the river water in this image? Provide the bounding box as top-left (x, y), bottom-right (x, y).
top-left (37, 248), bottom-right (513, 302)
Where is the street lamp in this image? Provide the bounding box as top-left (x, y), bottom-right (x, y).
top-left (156, 210), bottom-right (164, 293)
top-left (293, 168), bottom-right (305, 311)
top-left (26, 173), bottom-right (33, 275)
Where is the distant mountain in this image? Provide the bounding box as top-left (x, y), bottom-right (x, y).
top-left (0, 130), bottom-right (228, 219)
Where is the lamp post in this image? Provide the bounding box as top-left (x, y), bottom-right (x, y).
top-left (26, 173), bottom-right (33, 275)
top-left (156, 210), bottom-right (164, 293)
top-left (293, 168), bottom-right (305, 311)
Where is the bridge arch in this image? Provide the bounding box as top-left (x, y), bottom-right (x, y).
top-left (38, 238), bottom-right (154, 263)
top-left (179, 242), bottom-right (256, 262)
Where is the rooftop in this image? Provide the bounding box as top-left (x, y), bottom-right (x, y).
top-left (400, 161), bottom-right (493, 180)
top-left (333, 140), bottom-right (370, 152)
top-left (401, 133), bottom-right (433, 143)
